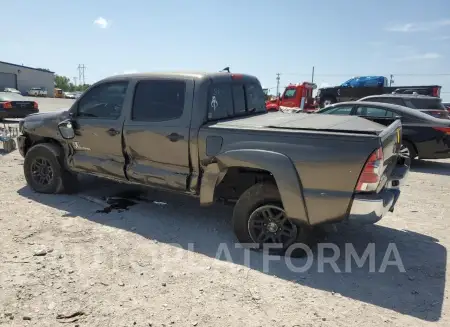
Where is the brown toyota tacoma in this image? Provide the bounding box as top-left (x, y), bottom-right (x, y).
top-left (17, 72), bottom-right (410, 254)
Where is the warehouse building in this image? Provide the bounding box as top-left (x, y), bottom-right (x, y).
top-left (0, 61), bottom-right (55, 96)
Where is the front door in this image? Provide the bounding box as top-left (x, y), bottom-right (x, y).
top-left (123, 78), bottom-right (193, 191)
top-left (68, 80), bottom-right (130, 180)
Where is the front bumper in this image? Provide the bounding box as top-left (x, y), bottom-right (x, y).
top-left (348, 158), bottom-right (410, 224)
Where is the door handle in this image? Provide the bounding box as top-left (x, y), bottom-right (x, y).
top-left (107, 128), bottom-right (120, 136)
top-left (166, 133), bottom-right (184, 142)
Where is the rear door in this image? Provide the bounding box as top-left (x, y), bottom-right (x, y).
top-left (123, 78), bottom-right (193, 191)
top-left (68, 80), bottom-right (130, 180)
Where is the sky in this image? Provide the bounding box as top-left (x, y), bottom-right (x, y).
top-left (2, 0), bottom-right (450, 100)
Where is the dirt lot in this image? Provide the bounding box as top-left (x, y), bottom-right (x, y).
top-left (1, 105), bottom-right (450, 325)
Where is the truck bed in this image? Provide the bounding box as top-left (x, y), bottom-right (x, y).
top-left (208, 112), bottom-right (387, 135)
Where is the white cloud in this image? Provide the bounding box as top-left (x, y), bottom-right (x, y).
top-left (394, 52), bottom-right (442, 62)
top-left (385, 19), bottom-right (450, 32)
top-left (94, 17), bottom-right (110, 29)
top-left (434, 35), bottom-right (450, 40)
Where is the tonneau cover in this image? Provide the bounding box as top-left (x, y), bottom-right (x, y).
top-left (210, 112), bottom-right (387, 134)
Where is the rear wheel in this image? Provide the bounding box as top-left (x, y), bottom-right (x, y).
top-left (232, 182), bottom-right (313, 256)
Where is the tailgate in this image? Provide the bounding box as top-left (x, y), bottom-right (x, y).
top-left (377, 119), bottom-right (402, 191)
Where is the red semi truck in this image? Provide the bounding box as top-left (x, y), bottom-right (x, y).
top-left (266, 82), bottom-right (317, 113)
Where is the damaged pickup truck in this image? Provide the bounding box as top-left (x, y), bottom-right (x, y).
top-left (17, 72), bottom-right (410, 254)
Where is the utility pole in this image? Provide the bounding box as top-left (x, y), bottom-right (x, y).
top-left (311, 66), bottom-right (315, 83)
top-left (276, 73), bottom-right (280, 97)
top-left (77, 64), bottom-right (86, 85)
top-left (389, 74), bottom-right (394, 86)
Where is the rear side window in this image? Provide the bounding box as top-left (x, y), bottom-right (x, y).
top-left (321, 106), bottom-right (353, 115)
top-left (208, 84), bottom-right (233, 120)
top-left (132, 80), bottom-right (186, 121)
top-left (364, 97), bottom-right (405, 106)
top-left (356, 106), bottom-right (395, 117)
top-left (406, 98), bottom-right (445, 110)
top-left (207, 82), bottom-right (266, 120)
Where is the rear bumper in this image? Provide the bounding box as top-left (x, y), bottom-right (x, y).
top-left (0, 109), bottom-right (39, 119)
top-left (348, 158), bottom-right (410, 224)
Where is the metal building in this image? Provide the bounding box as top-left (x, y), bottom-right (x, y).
top-left (0, 61), bottom-right (55, 97)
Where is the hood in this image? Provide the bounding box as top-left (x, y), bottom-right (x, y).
top-left (24, 109), bottom-right (70, 122)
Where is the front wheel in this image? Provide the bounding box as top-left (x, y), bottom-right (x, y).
top-left (24, 143), bottom-right (78, 194)
top-left (232, 182), bottom-right (313, 256)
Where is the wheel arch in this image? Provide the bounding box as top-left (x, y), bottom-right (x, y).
top-left (200, 149), bottom-right (309, 225)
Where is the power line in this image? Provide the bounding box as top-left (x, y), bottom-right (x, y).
top-left (77, 64), bottom-right (86, 85)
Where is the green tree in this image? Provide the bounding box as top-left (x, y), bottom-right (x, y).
top-left (54, 75), bottom-right (71, 91)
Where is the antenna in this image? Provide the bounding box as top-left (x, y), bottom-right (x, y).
top-left (220, 67), bottom-right (230, 73)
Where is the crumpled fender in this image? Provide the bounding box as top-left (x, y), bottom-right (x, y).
top-left (200, 149), bottom-right (309, 225)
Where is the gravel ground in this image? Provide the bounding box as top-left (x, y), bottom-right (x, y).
top-left (0, 100), bottom-right (449, 326)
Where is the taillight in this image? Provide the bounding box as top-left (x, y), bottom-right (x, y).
top-left (356, 147), bottom-right (384, 192)
top-left (33, 101), bottom-right (38, 109)
top-left (2, 101), bottom-right (12, 109)
top-left (433, 127), bottom-right (450, 135)
top-left (432, 87), bottom-right (440, 97)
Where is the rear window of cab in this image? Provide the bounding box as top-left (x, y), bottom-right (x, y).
top-left (207, 82), bottom-right (266, 120)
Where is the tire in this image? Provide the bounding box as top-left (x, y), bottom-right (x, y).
top-left (24, 143), bottom-right (78, 194)
top-left (320, 96), bottom-right (336, 108)
top-left (232, 182), bottom-right (314, 256)
top-left (400, 140), bottom-right (416, 160)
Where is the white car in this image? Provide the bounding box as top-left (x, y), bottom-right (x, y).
top-left (27, 87), bottom-right (48, 97)
top-left (64, 92), bottom-right (76, 99)
top-left (3, 87), bottom-right (22, 95)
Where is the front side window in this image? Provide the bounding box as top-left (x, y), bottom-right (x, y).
top-left (132, 80), bottom-right (185, 121)
top-left (77, 81), bottom-right (128, 119)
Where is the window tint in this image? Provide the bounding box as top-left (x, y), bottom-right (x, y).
top-left (407, 98), bottom-right (446, 110)
top-left (245, 84), bottom-right (266, 111)
top-left (132, 80), bottom-right (185, 121)
top-left (78, 82), bottom-right (128, 119)
top-left (208, 84), bottom-right (233, 120)
top-left (283, 88), bottom-right (296, 99)
top-left (356, 106), bottom-right (395, 117)
top-left (322, 106), bottom-right (353, 115)
top-left (232, 85), bottom-right (246, 114)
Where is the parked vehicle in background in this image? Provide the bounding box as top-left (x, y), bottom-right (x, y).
top-left (3, 87), bottom-right (21, 95)
top-left (316, 101), bottom-right (450, 160)
top-left (73, 91), bottom-right (83, 99)
top-left (359, 94), bottom-right (449, 119)
top-left (266, 82), bottom-right (317, 112)
top-left (316, 75), bottom-right (441, 107)
top-left (64, 92), bottom-right (76, 99)
top-left (0, 92), bottom-right (39, 119)
top-left (17, 71), bottom-right (409, 254)
top-left (444, 102), bottom-right (450, 113)
top-left (27, 87), bottom-right (48, 97)
top-left (54, 88), bottom-right (65, 98)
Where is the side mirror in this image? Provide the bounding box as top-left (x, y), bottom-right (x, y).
top-left (58, 119), bottom-right (75, 139)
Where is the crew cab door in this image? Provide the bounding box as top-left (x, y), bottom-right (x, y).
top-left (67, 80), bottom-right (130, 180)
top-left (122, 78), bottom-right (193, 191)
